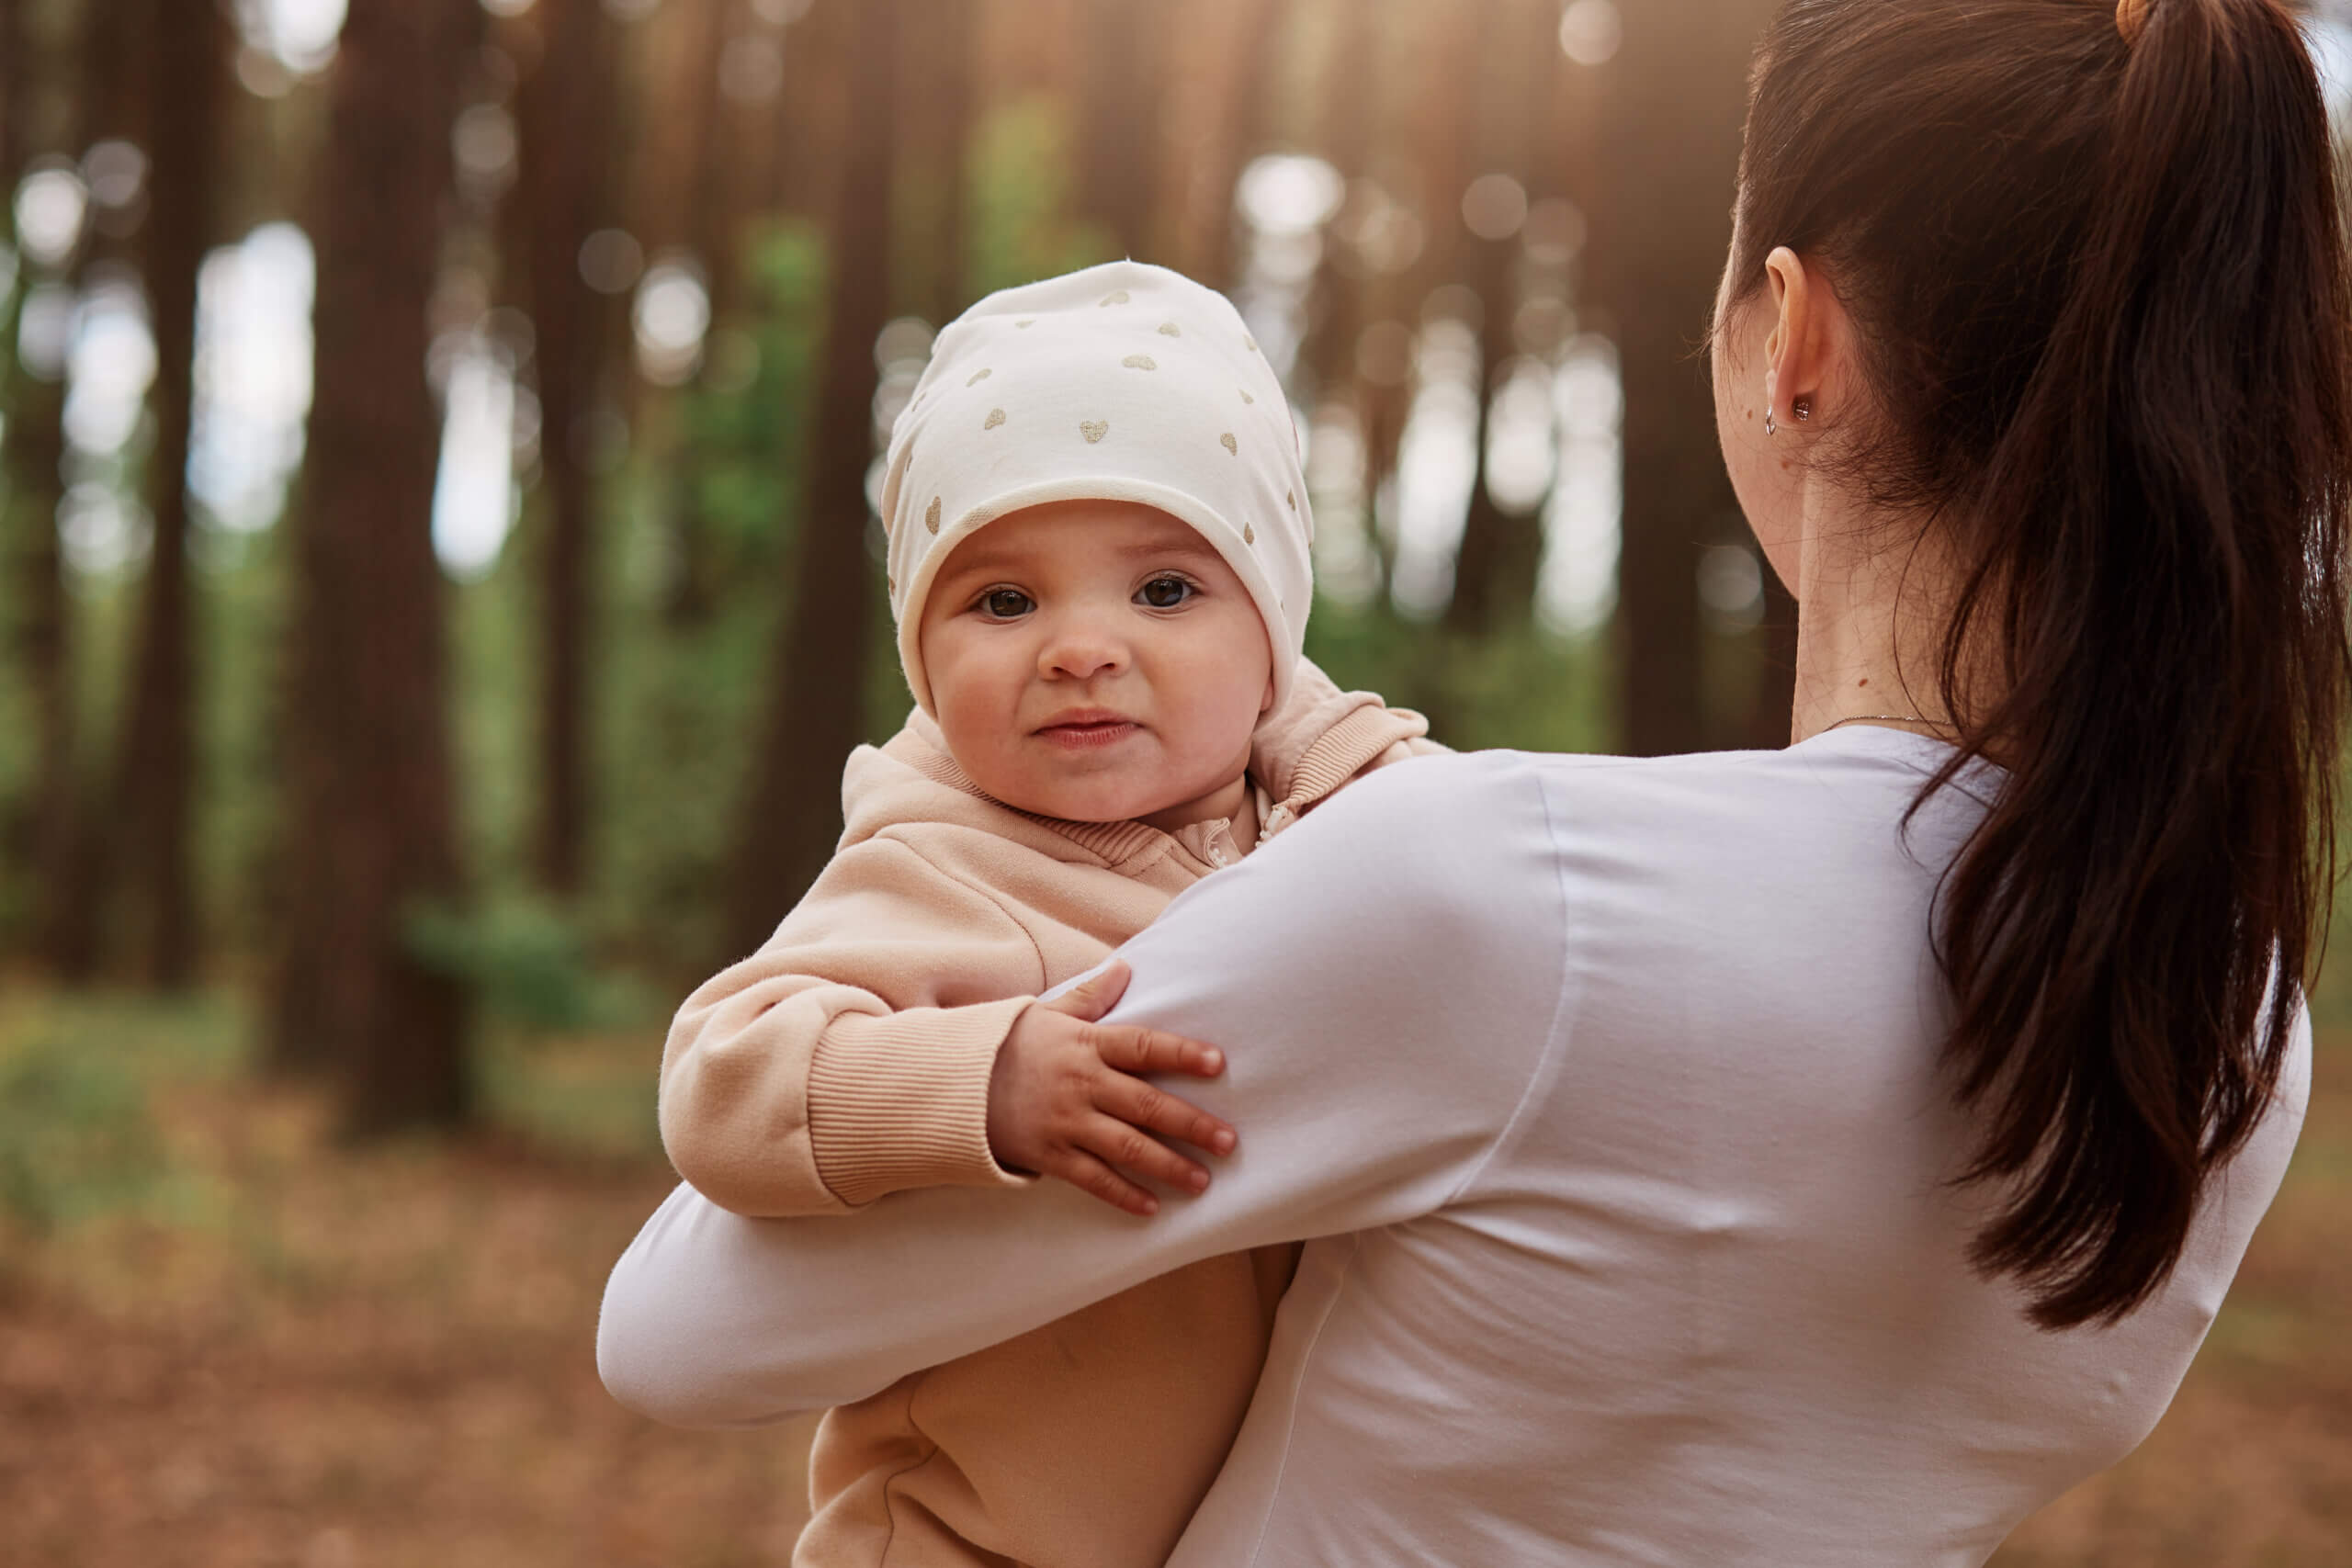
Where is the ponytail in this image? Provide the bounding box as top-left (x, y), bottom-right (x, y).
top-left (1735, 0), bottom-right (2352, 1326)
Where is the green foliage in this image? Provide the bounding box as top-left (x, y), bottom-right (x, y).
top-left (403, 894), bottom-right (657, 1035)
top-left (0, 1030), bottom-right (161, 1233)
top-left (475, 1024), bottom-right (665, 1161)
top-left (2313, 863), bottom-right (2352, 1032)
top-left (968, 96), bottom-right (1119, 297)
top-left (193, 518), bottom-right (289, 953)
top-left (682, 221), bottom-right (829, 577)
top-left (585, 222), bottom-right (833, 979)
top-left (1306, 602), bottom-right (1615, 757)
top-left (0, 990), bottom-right (242, 1235)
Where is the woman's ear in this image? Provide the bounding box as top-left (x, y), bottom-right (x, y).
top-left (1764, 245), bottom-right (1828, 418)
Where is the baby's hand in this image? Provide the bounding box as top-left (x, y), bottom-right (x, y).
top-left (985, 961), bottom-right (1237, 1216)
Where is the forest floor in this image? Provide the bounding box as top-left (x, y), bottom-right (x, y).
top-left (0, 987), bottom-right (2345, 1568)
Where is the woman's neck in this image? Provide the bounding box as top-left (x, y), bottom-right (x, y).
top-left (1786, 495), bottom-right (1968, 746)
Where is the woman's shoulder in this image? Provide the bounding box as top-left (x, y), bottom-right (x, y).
top-left (1311, 730), bottom-right (1970, 835)
top-left (1283, 734), bottom-right (1988, 953)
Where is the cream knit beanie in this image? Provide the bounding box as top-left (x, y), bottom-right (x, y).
top-left (880, 260), bottom-right (1313, 716)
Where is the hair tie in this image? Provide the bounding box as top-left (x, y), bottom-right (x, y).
top-left (2115, 0), bottom-right (2152, 44)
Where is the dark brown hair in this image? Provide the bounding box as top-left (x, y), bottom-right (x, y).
top-left (1729, 0), bottom-right (2352, 1327)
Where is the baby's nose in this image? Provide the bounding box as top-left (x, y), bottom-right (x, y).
top-left (1037, 619), bottom-right (1130, 682)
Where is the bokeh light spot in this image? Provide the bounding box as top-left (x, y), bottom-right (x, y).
top-left (1461, 174), bottom-right (1529, 243)
top-left (632, 262), bottom-right (711, 386)
top-left (577, 229), bottom-right (645, 295)
top-left (15, 164), bottom-right (88, 269)
top-left (1559, 0), bottom-right (1623, 67)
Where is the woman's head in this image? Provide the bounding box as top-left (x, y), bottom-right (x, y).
top-left (1722, 0), bottom-right (2352, 1326)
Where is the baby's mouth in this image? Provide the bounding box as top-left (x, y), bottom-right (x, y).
top-left (1035, 711), bottom-right (1142, 750)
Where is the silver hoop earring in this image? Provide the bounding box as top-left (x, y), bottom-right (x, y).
top-left (1764, 408), bottom-right (1778, 437)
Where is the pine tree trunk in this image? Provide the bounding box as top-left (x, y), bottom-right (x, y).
top-left (918, 0), bottom-right (977, 322)
top-left (686, 0), bottom-right (744, 331)
top-left (0, 0), bottom-right (80, 975)
top-left (1442, 0), bottom-right (1557, 637)
top-left (19, 0), bottom-right (152, 982)
top-left (1301, 0), bottom-right (1374, 399)
top-left (661, 0), bottom-right (746, 630)
top-left (1179, 0), bottom-right (1280, 290)
top-left (1079, 0), bottom-right (1161, 261)
top-left (269, 0), bottom-right (473, 1133)
top-left (1444, 228), bottom-right (1525, 635)
top-left (106, 0), bottom-right (228, 988)
top-left (1599, 0), bottom-right (1765, 755)
top-left (725, 0), bottom-right (899, 959)
top-left (521, 0), bottom-right (614, 897)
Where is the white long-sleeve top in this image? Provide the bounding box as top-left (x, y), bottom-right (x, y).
top-left (599, 730), bottom-right (2309, 1567)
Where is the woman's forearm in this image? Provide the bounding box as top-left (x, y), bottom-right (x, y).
top-left (598, 753), bottom-right (1566, 1427)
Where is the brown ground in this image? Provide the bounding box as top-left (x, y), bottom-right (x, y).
top-left (0, 990), bottom-right (2344, 1566)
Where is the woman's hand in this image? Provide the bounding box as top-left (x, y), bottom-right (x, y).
top-left (985, 961), bottom-right (1238, 1215)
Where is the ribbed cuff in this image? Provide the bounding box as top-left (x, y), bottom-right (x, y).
top-left (807, 998), bottom-right (1038, 1207)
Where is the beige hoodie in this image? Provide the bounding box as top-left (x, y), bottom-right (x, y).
top-left (658, 660), bottom-right (1436, 1568)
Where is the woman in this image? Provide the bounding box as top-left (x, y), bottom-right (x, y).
top-left (599, 0), bottom-right (2345, 1560)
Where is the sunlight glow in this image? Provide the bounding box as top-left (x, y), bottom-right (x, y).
top-left (633, 261), bottom-right (711, 387)
top-left (1536, 336), bottom-right (1623, 637)
top-left (191, 223), bottom-right (317, 533)
top-left (1558, 0), bottom-right (1623, 68)
top-left (432, 333), bottom-right (520, 580)
top-left (1390, 314), bottom-right (1481, 619)
top-left (14, 164), bottom-right (87, 269)
top-left (62, 275), bottom-right (156, 457)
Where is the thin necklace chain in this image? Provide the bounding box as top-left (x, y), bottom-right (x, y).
top-left (1825, 713), bottom-right (1960, 734)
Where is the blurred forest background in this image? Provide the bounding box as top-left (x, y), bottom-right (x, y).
top-left (0, 0), bottom-right (2348, 1562)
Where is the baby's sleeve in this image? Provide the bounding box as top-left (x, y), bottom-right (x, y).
top-left (658, 835), bottom-right (1048, 1217)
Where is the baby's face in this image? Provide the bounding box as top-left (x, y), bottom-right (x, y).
top-left (918, 500), bottom-right (1274, 825)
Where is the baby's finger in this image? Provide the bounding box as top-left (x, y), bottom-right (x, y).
top-left (1039, 959), bottom-right (1132, 1023)
top-left (1080, 1112), bottom-right (1213, 1197)
top-left (1095, 1069), bottom-right (1236, 1158)
top-left (1049, 1146), bottom-right (1159, 1217)
top-left (1091, 1022), bottom-right (1226, 1081)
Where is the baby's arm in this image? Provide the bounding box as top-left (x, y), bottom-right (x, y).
top-left (660, 835), bottom-right (1227, 1217)
top-left (985, 961), bottom-right (1237, 1215)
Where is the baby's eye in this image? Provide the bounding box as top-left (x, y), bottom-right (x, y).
top-left (1136, 575), bottom-right (1194, 610)
top-left (979, 588), bottom-right (1035, 619)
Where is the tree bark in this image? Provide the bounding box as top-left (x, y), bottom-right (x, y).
top-left (104, 0), bottom-right (229, 987)
top-left (20, 0), bottom-right (152, 981)
top-left (1, 0), bottom-right (80, 976)
top-left (1443, 228), bottom-right (1526, 635)
top-left (519, 0), bottom-right (615, 897)
top-left (269, 0), bottom-right (474, 1134)
top-left (662, 0), bottom-right (752, 630)
top-left (1443, 0), bottom-right (1555, 637)
top-left (913, 0), bottom-right (977, 322)
top-left (1597, 0), bottom-right (1766, 755)
top-left (1299, 0), bottom-right (1374, 403)
top-left (1179, 0), bottom-right (1281, 290)
top-left (1078, 0), bottom-right (1162, 261)
top-left (685, 0), bottom-right (745, 330)
top-left (725, 0), bottom-right (898, 959)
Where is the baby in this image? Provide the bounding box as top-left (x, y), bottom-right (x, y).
top-left (658, 260), bottom-right (1438, 1568)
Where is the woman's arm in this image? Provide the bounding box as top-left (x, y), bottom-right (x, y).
top-left (598, 750), bottom-right (1570, 1427)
